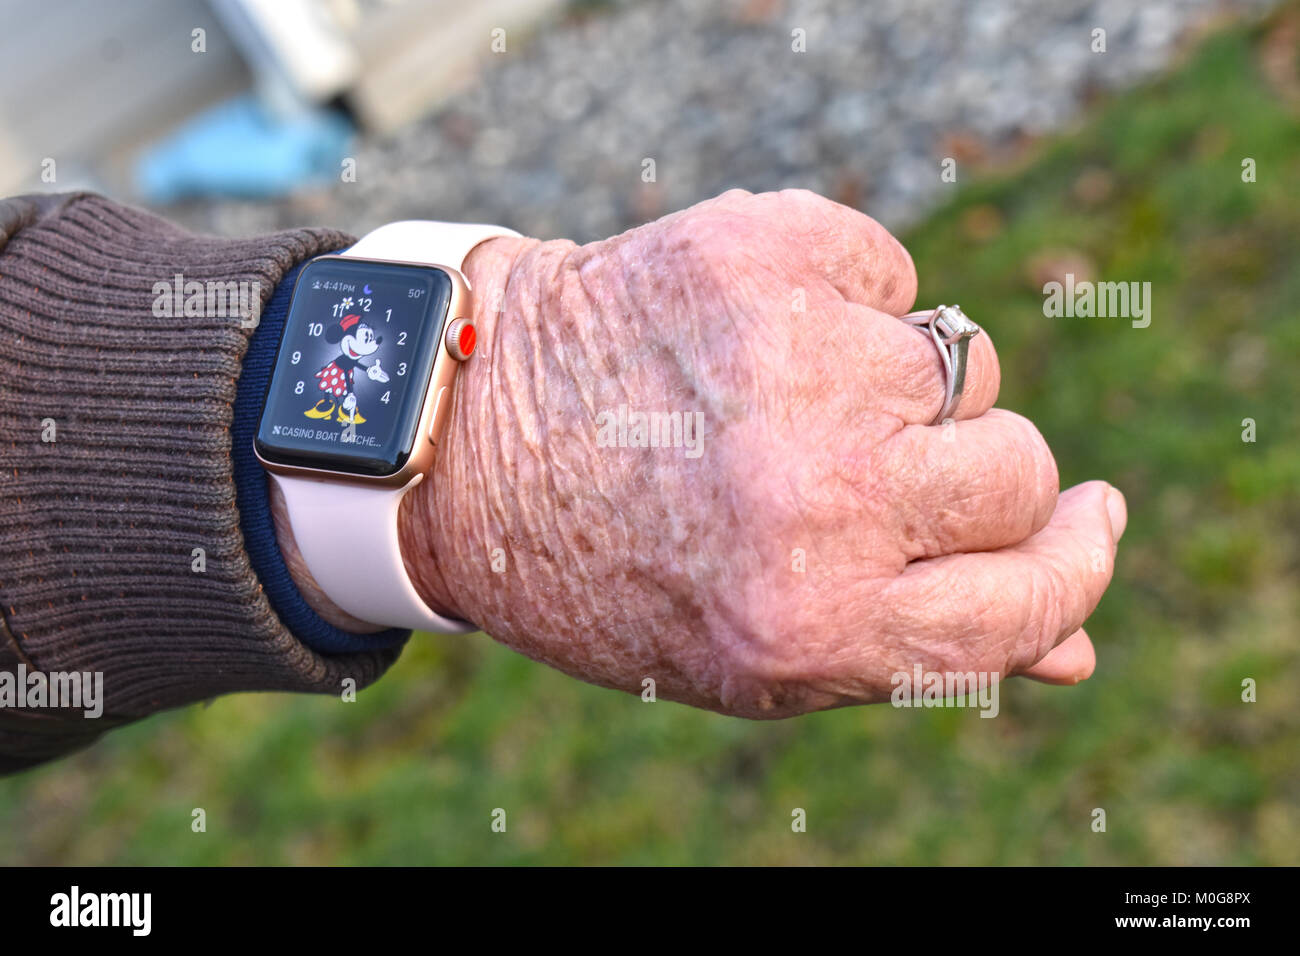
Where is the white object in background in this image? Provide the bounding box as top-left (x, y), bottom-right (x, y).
top-left (211, 0), bottom-right (361, 107)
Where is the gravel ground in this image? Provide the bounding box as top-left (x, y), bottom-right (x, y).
top-left (168, 0), bottom-right (1280, 242)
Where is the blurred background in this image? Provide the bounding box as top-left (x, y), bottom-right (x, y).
top-left (1, 0), bottom-right (1297, 864)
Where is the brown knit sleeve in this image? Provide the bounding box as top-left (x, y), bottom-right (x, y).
top-left (0, 192), bottom-right (403, 774)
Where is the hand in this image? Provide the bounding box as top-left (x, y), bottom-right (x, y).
top-left (287, 189), bottom-right (1127, 717)
top-left (366, 361), bottom-right (389, 383)
top-left (341, 392), bottom-right (357, 413)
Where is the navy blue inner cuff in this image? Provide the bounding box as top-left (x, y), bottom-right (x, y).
top-left (231, 252), bottom-right (411, 655)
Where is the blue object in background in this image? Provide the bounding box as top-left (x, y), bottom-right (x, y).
top-left (135, 94), bottom-right (354, 202)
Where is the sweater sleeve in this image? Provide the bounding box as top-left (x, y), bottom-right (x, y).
top-left (0, 192), bottom-right (405, 774)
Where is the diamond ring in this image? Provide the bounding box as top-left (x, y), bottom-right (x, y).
top-left (899, 304), bottom-right (981, 425)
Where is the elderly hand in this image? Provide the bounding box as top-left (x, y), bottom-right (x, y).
top-left (287, 188), bottom-right (1126, 718)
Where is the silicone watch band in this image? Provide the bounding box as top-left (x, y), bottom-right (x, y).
top-left (272, 221), bottom-right (520, 632)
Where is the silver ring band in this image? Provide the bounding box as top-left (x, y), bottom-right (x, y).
top-left (899, 304), bottom-right (981, 425)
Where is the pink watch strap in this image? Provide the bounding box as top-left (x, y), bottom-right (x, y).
top-left (272, 472), bottom-right (474, 632)
top-left (276, 221), bottom-right (519, 632)
top-left (346, 221), bottom-right (521, 269)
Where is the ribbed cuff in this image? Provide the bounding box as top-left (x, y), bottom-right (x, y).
top-left (0, 193), bottom-right (404, 773)
top-left (232, 252), bottom-right (410, 654)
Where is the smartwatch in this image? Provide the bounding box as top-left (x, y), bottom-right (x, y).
top-left (254, 221), bottom-right (519, 631)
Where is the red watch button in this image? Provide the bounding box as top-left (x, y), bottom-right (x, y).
top-left (445, 318), bottom-right (476, 361)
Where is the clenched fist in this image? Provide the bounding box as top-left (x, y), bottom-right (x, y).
top-left (286, 188), bottom-right (1127, 718)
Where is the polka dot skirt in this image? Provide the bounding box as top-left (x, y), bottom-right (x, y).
top-left (316, 361), bottom-right (354, 397)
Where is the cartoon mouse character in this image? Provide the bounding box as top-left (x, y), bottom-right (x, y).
top-left (304, 313), bottom-right (390, 424)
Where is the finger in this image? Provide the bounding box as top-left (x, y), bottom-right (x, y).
top-left (778, 190), bottom-right (918, 315)
top-left (1020, 628), bottom-right (1096, 685)
top-left (871, 409), bottom-right (1059, 561)
top-left (874, 481), bottom-right (1125, 679)
top-left (707, 188), bottom-right (918, 314)
top-left (843, 302), bottom-right (1001, 423)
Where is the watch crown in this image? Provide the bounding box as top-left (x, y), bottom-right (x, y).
top-left (445, 318), bottom-right (476, 361)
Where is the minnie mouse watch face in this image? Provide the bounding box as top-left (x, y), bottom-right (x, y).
top-left (255, 256), bottom-right (456, 477)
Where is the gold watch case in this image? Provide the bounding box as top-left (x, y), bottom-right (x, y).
top-left (253, 253), bottom-right (475, 489)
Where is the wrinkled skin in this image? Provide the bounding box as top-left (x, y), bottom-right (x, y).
top-left (278, 189), bottom-right (1126, 718)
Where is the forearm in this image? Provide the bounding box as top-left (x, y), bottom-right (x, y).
top-left (0, 192), bottom-right (404, 773)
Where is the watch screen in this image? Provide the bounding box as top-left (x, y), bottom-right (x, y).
top-left (255, 257), bottom-right (452, 476)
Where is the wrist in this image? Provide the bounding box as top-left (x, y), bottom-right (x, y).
top-left (272, 234), bottom-right (540, 632)
top-left (399, 234), bottom-right (542, 624)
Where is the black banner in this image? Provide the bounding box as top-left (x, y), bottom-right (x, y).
top-left (0, 865), bottom-right (1282, 941)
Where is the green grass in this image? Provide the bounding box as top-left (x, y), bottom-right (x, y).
top-left (3, 15), bottom-right (1298, 865)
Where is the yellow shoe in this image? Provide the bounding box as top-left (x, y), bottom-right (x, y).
top-left (337, 407), bottom-right (366, 425)
top-left (304, 399), bottom-right (335, 419)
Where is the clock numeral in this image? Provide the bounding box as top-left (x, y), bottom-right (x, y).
top-left (397, 363), bottom-right (408, 377)
top-left (307, 322), bottom-right (324, 337)
top-left (397, 331), bottom-right (407, 346)
top-left (380, 391), bottom-right (391, 404)
top-left (385, 308), bottom-right (392, 323)
top-left (290, 350), bottom-right (301, 365)
top-left (294, 381), bottom-right (305, 395)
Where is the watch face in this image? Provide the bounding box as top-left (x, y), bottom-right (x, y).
top-left (256, 257), bottom-right (452, 476)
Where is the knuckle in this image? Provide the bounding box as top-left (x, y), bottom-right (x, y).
top-left (707, 188), bottom-right (758, 217)
top-left (665, 206), bottom-right (750, 270)
top-left (992, 410), bottom-right (1060, 522)
top-left (772, 186), bottom-right (826, 214)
